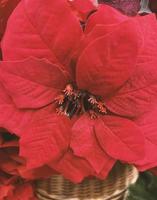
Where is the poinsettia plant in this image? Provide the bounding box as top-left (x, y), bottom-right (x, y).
top-left (1, 0), bottom-right (157, 199)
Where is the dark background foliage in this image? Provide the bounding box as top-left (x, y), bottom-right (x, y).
top-left (98, 0), bottom-right (141, 16)
top-left (127, 172), bottom-right (157, 200)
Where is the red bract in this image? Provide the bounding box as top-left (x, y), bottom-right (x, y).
top-left (0, 0), bottom-right (157, 184)
top-left (134, 107), bottom-right (157, 170)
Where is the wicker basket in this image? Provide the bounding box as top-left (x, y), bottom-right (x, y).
top-left (35, 163), bottom-right (138, 200)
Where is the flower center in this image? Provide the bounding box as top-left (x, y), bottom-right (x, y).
top-left (55, 83), bottom-right (107, 119)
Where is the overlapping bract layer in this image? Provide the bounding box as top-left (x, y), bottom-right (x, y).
top-left (0, 0), bottom-right (157, 197)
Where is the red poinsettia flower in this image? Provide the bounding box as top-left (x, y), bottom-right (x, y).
top-left (98, 0), bottom-right (141, 16)
top-left (0, 0), bottom-right (157, 184)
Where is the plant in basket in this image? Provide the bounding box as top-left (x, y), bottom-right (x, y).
top-left (0, 0), bottom-right (157, 199)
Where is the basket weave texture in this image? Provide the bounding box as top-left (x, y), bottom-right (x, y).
top-left (35, 163), bottom-right (138, 200)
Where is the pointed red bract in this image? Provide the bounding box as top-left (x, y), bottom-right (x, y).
top-left (49, 150), bottom-right (95, 183)
top-left (79, 22), bottom-right (127, 55)
top-left (95, 116), bottom-right (145, 162)
top-left (77, 20), bottom-right (141, 97)
top-left (133, 108), bottom-right (157, 170)
top-left (20, 110), bottom-right (72, 169)
top-left (0, 57), bottom-right (70, 109)
top-left (85, 5), bottom-right (127, 33)
top-left (96, 160), bottom-right (116, 180)
top-left (1, 0), bottom-right (83, 74)
top-left (71, 115), bottom-right (115, 173)
top-left (106, 14), bottom-right (157, 118)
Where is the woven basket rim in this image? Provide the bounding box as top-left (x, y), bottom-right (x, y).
top-left (35, 164), bottom-right (139, 200)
